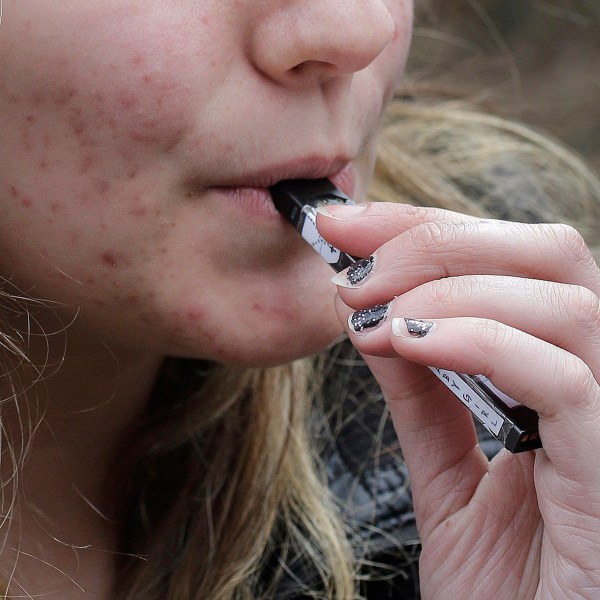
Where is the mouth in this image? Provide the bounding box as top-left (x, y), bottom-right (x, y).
top-left (189, 157), bottom-right (357, 219)
top-left (218, 156), bottom-right (355, 191)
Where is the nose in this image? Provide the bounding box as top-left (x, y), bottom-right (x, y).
top-left (249, 1), bottom-right (396, 87)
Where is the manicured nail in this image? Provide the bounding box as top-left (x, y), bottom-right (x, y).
top-left (392, 318), bottom-right (434, 338)
top-left (316, 203), bottom-right (367, 220)
top-left (331, 255), bottom-right (375, 287)
top-left (349, 303), bottom-right (389, 333)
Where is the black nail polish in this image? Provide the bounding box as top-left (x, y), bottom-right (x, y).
top-left (346, 256), bottom-right (375, 285)
top-left (405, 318), bottom-right (434, 337)
top-left (350, 303), bottom-right (389, 332)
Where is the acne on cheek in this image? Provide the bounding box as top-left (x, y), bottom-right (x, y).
top-left (18, 60), bottom-right (188, 173)
top-left (96, 57), bottom-right (188, 151)
top-left (164, 307), bottom-right (228, 360)
top-left (127, 195), bottom-right (148, 218)
top-left (101, 252), bottom-right (127, 268)
top-left (185, 306), bottom-right (206, 323)
top-left (9, 186), bottom-right (34, 208)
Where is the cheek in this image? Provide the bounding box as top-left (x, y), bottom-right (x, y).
top-left (0, 6), bottom-right (231, 186)
top-left (0, 8), bottom-right (230, 295)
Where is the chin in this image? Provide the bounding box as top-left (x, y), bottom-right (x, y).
top-left (192, 323), bottom-right (343, 368)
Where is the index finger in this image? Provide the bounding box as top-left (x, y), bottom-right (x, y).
top-left (316, 201), bottom-right (482, 257)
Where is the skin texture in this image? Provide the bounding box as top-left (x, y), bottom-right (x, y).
top-left (0, 1), bottom-right (413, 598)
top-left (0, 0), bottom-right (413, 367)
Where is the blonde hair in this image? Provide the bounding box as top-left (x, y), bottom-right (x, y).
top-left (113, 358), bottom-right (355, 599)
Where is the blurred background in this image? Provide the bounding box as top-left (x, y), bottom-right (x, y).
top-left (408, 0), bottom-right (600, 170)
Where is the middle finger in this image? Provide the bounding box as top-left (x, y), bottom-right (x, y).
top-left (331, 220), bottom-right (600, 309)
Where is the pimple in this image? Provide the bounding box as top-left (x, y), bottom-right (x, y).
top-left (72, 122), bottom-right (86, 137)
top-left (84, 275), bottom-right (96, 285)
top-left (9, 186), bottom-right (19, 198)
top-left (91, 91), bottom-right (105, 104)
top-left (95, 180), bottom-right (111, 195)
top-left (251, 302), bottom-right (265, 314)
top-left (54, 88), bottom-right (77, 107)
top-left (79, 154), bottom-right (97, 173)
top-left (101, 252), bottom-right (131, 268)
top-left (50, 202), bottom-right (63, 213)
top-left (21, 197), bottom-right (33, 208)
top-left (101, 252), bottom-right (119, 268)
top-left (186, 306), bottom-right (206, 322)
top-left (117, 293), bottom-right (141, 308)
top-left (128, 196), bottom-right (147, 218)
top-left (118, 92), bottom-right (138, 111)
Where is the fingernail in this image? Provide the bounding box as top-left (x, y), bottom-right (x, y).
top-left (348, 303), bottom-right (389, 333)
top-left (316, 203), bottom-right (367, 220)
top-left (392, 318), bottom-right (434, 338)
top-left (331, 255), bottom-right (375, 287)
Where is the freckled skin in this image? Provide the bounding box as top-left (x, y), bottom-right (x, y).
top-left (0, 1), bottom-right (414, 367)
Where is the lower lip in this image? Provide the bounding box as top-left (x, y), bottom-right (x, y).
top-left (215, 186), bottom-right (283, 220)
top-left (213, 167), bottom-right (357, 220)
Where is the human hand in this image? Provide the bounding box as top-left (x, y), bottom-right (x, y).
top-left (318, 202), bottom-right (600, 599)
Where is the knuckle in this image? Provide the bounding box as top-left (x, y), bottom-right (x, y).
top-left (559, 355), bottom-right (597, 408)
top-left (407, 221), bottom-right (471, 254)
top-left (564, 285), bottom-right (600, 336)
top-left (422, 277), bottom-right (463, 308)
top-left (423, 275), bottom-right (493, 309)
top-left (544, 223), bottom-right (592, 264)
top-left (471, 318), bottom-right (514, 359)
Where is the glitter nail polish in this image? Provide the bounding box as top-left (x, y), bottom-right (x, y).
top-left (349, 303), bottom-right (389, 333)
top-left (404, 318), bottom-right (434, 337)
top-left (346, 255), bottom-right (375, 285)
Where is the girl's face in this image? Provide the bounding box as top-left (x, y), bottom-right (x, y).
top-left (0, 1), bottom-right (413, 367)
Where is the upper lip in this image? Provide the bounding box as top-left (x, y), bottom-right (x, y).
top-left (216, 155), bottom-right (352, 189)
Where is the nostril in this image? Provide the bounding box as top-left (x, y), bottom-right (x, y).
top-left (290, 60), bottom-right (335, 77)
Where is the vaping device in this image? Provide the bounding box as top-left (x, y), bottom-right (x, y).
top-left (270, 178), bottom-right (541, 453)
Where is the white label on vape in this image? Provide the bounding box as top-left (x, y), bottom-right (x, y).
top-left (430, 367), bottom-right (505, 435)
top-left (300, 207), bottom-right (341, 264)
